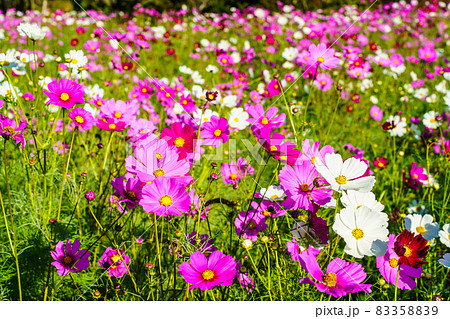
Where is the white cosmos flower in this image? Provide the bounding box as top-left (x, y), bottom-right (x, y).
top-left (422, 110), bottom-right (440, 129)
top-left (206, 65), bottom-right (218, 73)
top-left (282, 47), bottom-right (298, 61)
top-left (386, 115), bottom-right (407, 137)
top-left (221, 95), bottom-right (238, 108)
top-left (439, 253), bottom-right (450, 268)
top-left (404, 213), bottom-right (440, 241)
top-left (191, 71), bottom-right (205, 85)
top-left (259, 185), bottom-right (285, 201)
top-left (439, 224), bottom-right (450, 248)
top-left (315, 153), bottom-right (376, 193)
top-left (64, 49), bottom-right (87, 69)
top-left (179, 65), bottom-right (193, 74)
top-left (340, 190), bottom-right (384, 214)
top-left (333, 206), bottom-right (389, 258)
top-left (17, 22), bottom-right (45, 41)
top-left (228, 107), bottom-right (249, 130)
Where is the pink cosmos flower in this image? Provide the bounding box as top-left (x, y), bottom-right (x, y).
top-left (200, 116), bottom-right (230, 147)
top-left (99, 247), bottom-right (130, 278)
top-left (297, 139), bottom-right (335, 167)
top-left (179, 250), bottom-right (236, 291)
top-left (235, 210), bottom-right (267, 241)
top-left (390, 54), bottom-right (404, 67)
top-left (370, 105), bottom-right (383, 121)
top-left (314, 73), bottom-right (333, 91)
top-left (0, 116), bottom-right (27, 149)
top-left (279, 160), bottom-right (333, 211)
top-left (299, 246), bottom-right (372, 298)
top-left (236, 261), bottom-right (255, 293)
top-left (69, 108), bottom-right (94, 130)
top-left (84, 40), bottom-right (100, 53)
top-left (257, 127), bottom-right (300, 165)
top-left (418, 47), bottom-right (438, 63)
top-left (308, 43), bottom-right (340, 70)
top-left (266, 79), bottom-right (281, 98)
top-left (249, 90), bottom-right (262, 103)
top-left (111, 176), bottom-right (144, 209)
top-left (22, 92), bottom-right (34, 101)
top-left (251, 200), bottom-right (286, 218)
top-left (51, 239), bottom-right (90, 276)
top-left (376, 234), bottom-right (423, 290)
top-left (217, 53), bottom-right (234, 66)
top-left (247, 104), bottom-right (285, 130)
top-left (44, 78), bottom-right (85, 109)
top-left (140, 177), bottom-right (190, 216)
top-left (161, 122), bottom-right (196, 160)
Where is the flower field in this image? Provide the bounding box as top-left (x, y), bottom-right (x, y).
top-left (1, 0), bottom-right (450, 302)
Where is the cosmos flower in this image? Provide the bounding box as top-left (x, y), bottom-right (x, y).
top-left (376, 234), bottom-right (423, 290)
top-left (279, 160), bottom-right (333, 211)
top-left (98, 247), bottom-right (130, 278)
top-left (373, 156), bottom-right (389, 170)
top-left (257, 185), bottom-right (286, 202)
top-left (51, 239), bottom-right (90, 276)
top-left (235, 210), bottom-right (267, 241)
top-left (404, 213), bottom-right (440, 241)
top-left (200, 116), bottom-right (230, 147)
top-left (298, 246), bottom-right (372, 298)
top-left (370, 105), bottom-right (383, 121)
top-left (247, 104), bottom-right (285, 130)
top-left (393, 230), bottom-right (429, 268)
top-left (44, 78), bottom-right (85, 109)
top-left (297, 139), bottom-right (335, 167)
top-left (0, 116), bottom-right (27, 149)
top-left (161, 122), bottom-right (196, 160)
top-left (236, 261), bottom-right (255, 293)
top-left (111, 176), bottom-right (144, 210)
top-left (179, 250), bottom-right (236, 290)
top-left (308, 43), bottom-right (340, 70)
top-left (340, 190), bottom-right (385, 214)
top-left (140, 177), bottom-right (190, 216)
top-left (439, 224), bottom-right (450, 248)
top-left (333, 206), bottom-right (389, 258)
top-left (17, 22), bottom-right (45, 41)
top-left (257, 127), bottom-right (300, 165)
top-left (69, 108), bottom-right (94, 130)
top-left (418, 47), bottom-right (438, 63)
top-left (315, 153), bottom-right (376, 193)
top-left (228, 107), bottom-right (249, 130)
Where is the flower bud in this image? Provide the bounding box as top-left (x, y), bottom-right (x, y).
top-left (241, 239), bottom-right (252, 249)
top-left (85, 191), bottom-right (96, 201)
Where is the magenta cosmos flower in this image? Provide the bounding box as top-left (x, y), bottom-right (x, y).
top-left (140, 177), bottom-right (190, 216)
top-left (247, 104), bottom-right (285, 130)
top-left (69, 108), bottom-right (95, 130)
top-left (111, 176), bottom-right (144, 209)
top-left (299, 246), bottom-right (372, 298)
top-left (418, 47), bottom-right (438, 63)
top-left (179, 250), bottom-right (236, 291)
top-left (51, 239), bottom-right (90, 276)
top-left (376, 234), bottom-right (423, 290)
top-left (235, 210), bottom-right (267, 241)
top-left (410, 162), bottom-right (427, 184)
top-left (308, 43), bottom-right (340, 70)
top-left (161, 122), bottom-right (196, 160)
top-left (0, 115), bottom-right (27, 149)
top-left (44, 78), bottom-right (85, 109)
top-left (297, 139), bottom-right (334, 167)
top-left (200, 116), bottom-right (229, 147)
top-left (99, 247), bottom-right (130, 278)
top-left (279, 160), bottom-right (333, 211)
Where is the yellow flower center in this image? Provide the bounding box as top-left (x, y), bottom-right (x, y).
top-left (352, 228), bottom-right (364, 240)
top-left (159, 195), bottom-right (173, 206)
top-left (182, 100), bottom-right (188, 105)
top-left (416, 226), bottom-right (426, 234)
top-left (430, 118), bottom-right (436, 123)
top-left (155, 152), bottom-right (162, 160)
top-left (153, 168), bottom-right (165, 177)
top-left (74, 115), bottom-right (85, 124)
top-left (108, 123), bottom-right (116, 130)
top-left (202, 270), bottom-right (214, 280)
top-left (111, 254), bottom-right (121, 263)
top-left (260, 117), bottom-right (269, 125)
top-left (60, 93), bottom-right (70, 101)
top-left (234, 118), bottom-right (239, 122)
top-left (90, 46), bottom-right (95, 50)
top-left (63, 256), bottom-right (72, 265)
top-left (270, 195), bottom-right (279, 200)
top-left (71, 58), bottom-right (78, 64)
top-left (213, 129), bottom-right (222, 137)
top-left (336, 175), bottom-right (347, 185)
top-left (317, 57), bottom-right (325, 63)
top-left (311, 157), bottom-right (316, 165)
top-left (323, 272), bottom-right (337, 287)
top-left (389, 258), bottom-right (399, 268)
top-left (114, 112), bottom-right (122, 119)
top-left (270, 145), bottom-right (277, 152)
top-left (221, 58), bottom-right (227, 63)
top-left (321, 80), bottom-right (326, 85)
top-left (207, 93), bottom-right (215, 100)
top-left (404, 245), bottom-right (412, 257)
top-left (142, 88), bottom-right (147, 93)
top-left (230, 173), bottom-right (238, 180)
top-left (174, 137), bottom-right (185, 147)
